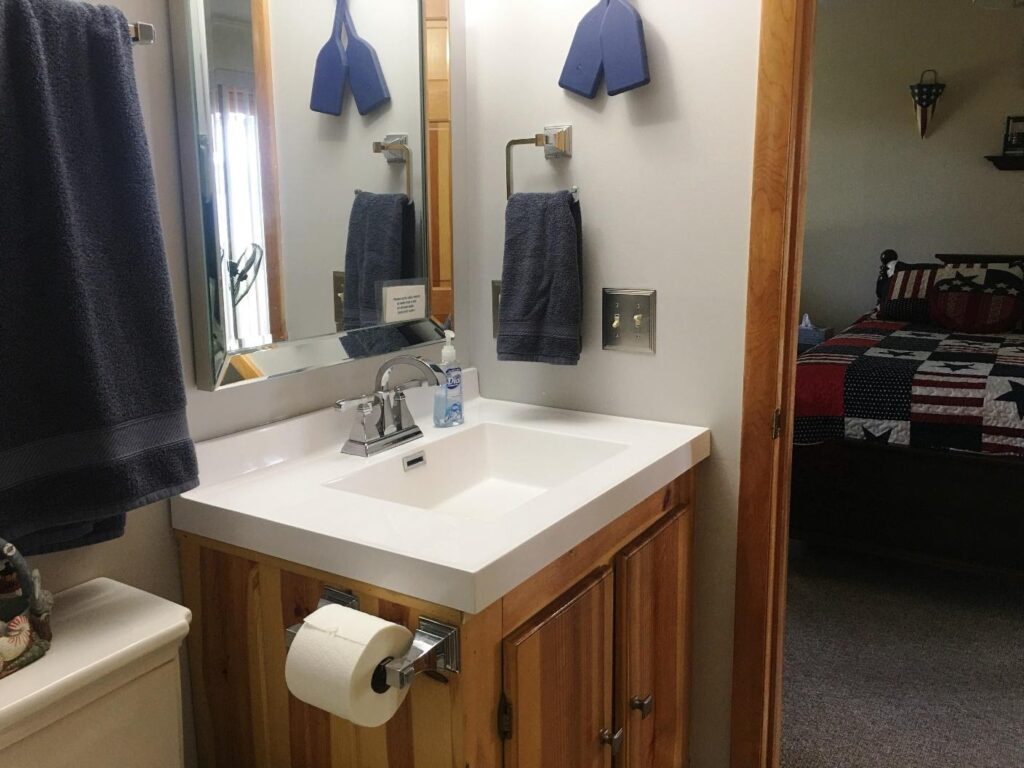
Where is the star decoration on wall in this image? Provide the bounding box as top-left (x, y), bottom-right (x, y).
top-left (995, 380), bottom-right (1024, 420)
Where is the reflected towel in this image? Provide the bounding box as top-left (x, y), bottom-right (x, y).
top-left (0, 0), bottom-right (198, 554)
top-left (497, 192), bottom-right (583, 365)
top-left (343, 192), bottom-right (416, 330)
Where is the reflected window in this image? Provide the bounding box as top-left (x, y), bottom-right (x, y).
top-left (210, 69), bottom-right (272, 351)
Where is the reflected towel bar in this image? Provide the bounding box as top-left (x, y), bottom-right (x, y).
top-left (505, 125), bottom-right (576, 200)
top-left (363, 134), bottom-right (412, 199)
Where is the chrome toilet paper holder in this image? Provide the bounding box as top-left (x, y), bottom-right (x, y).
top-left (284, 586), bottom-right (460, 691)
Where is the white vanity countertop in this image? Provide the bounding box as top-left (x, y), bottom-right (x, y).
top-left (172, 370), bottom-right (710, 613)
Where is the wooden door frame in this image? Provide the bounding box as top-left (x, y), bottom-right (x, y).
top-left (730, 0), bottom-right (817, 767)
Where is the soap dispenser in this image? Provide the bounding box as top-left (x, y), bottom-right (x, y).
top-left (434, 331), bottom-right (464, 427)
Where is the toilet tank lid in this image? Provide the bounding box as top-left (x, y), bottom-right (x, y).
top-left (0, 578), bottom-right (191, 736)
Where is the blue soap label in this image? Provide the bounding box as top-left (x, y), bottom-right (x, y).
top-left (445, 366), bottom-right (462, 390)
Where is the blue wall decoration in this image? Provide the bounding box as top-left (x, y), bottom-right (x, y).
top-left (310, 0), bottom-right (391, 116)
top-left (560, 0), bottom-right (650, 99)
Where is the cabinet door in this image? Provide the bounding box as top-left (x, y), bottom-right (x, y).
top-left (503, 568), bottom-right (615, 768)
top-left (615, 507), bottom-right (693, 768)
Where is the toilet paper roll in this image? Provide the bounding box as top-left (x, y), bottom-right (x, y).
top-left (285, 604), bottom-right (413, 727)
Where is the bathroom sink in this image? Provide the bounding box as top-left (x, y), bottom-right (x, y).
top-left (326, 423), bottom-right (627, 522)
top-left (172, 369), bottom-right (710, 612)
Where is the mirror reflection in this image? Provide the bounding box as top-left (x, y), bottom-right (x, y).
top-left (178, 0), bottom-right (454, 389)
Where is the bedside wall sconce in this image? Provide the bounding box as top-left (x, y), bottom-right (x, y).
top-left (910, 69), bottom-right (945, 138)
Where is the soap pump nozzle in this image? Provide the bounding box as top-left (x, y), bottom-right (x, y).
top-left (441, 330), bottom-right (457, 365)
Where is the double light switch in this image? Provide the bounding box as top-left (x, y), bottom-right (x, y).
top-left (603, 289), bottom-right (656, 354)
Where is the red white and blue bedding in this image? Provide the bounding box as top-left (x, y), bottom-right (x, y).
top-left (794, 319), bottom-right (1024, 458)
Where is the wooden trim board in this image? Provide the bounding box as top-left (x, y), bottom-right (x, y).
top-left (250, 0), bottom-right (287, 341)
top-left (730, 0), bottom-right (817, 766)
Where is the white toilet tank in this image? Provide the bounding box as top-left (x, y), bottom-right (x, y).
top-left (0, 578), bottom-right (191, 768)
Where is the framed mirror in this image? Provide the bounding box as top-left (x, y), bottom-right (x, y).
top-left (170, 0), bottom-right (454, 389)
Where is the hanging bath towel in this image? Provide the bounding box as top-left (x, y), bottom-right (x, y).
top-left (0, 0), bottom-right (198, 554)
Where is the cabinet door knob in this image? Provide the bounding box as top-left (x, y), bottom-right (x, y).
top-left (630, 694), bottom-right (654, 719)
top-left (599, 727), bottom-right (624, 755)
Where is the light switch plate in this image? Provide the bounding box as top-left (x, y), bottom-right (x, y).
top-left (603, 289), bottom-right (656, 354)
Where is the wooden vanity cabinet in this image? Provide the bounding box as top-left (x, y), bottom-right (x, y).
top-left (175, 470), bottom-right (694, 768)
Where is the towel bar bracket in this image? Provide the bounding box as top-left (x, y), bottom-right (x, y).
top-left (540, 125), bottom-right (573, 159)
top-left (374, 134), bottom-right (410, 164)
top-left (128, 22), bottom-right (155, 44)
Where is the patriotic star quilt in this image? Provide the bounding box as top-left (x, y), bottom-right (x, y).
top-left (794, 320), bottom-right (1024, 458)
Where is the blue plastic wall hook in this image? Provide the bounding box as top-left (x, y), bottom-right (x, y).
top-left (559, 0), bottom-right (609, 98)
top-left (341, 0), bottom-right (391, 115)
top-left (559, 0), bottom-right (650, 99)
top-left (310, 0), bottom-right (390, 116)
top-left (310, 0), bottom-right (349, 115)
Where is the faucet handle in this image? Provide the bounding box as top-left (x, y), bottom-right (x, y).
top-left (334, 394), bottom-right (378, 413)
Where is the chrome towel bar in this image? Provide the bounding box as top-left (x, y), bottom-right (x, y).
top-left (505, 125), bottom-right (576, 200)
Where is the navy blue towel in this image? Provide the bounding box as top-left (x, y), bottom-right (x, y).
top-left (497, 192), bottom-right (583, 365)
top-left (0, 0), bottom-right (198, 554)
top-left (343, 192), bottom-right (416, 330)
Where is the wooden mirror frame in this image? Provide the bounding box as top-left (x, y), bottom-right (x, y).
top-left (731, 0), bottom-right (817, 766)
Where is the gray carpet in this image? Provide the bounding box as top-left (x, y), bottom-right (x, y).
top-left (782, 545), bottom-right (1024, 768)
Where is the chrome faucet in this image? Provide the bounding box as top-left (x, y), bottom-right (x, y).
top-left (335, 355), bottom-right (446, 457)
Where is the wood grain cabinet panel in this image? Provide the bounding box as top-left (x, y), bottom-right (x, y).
top-left (503, 569), bottom-right (615, 768)
top-left (615, 507), bottom-right (693, 768)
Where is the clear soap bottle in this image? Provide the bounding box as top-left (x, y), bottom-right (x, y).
top-left (433, 331), bottom-right (464, 427)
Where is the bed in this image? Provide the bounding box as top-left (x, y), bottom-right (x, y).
top-left (790, 252), bottom-right (1024, 573)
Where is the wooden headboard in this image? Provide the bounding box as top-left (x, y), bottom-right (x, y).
top-left (935, 254), bottom-right (1024, 264)
top-left (875, 251), bottom-right (1024, 303)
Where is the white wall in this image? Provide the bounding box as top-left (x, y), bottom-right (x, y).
top-left (454, 1), bottom-right (761, 764)
top-left (802, 0), bottom-right (1024, 330)
top-left (270, 0), bottom-right (425, 339)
